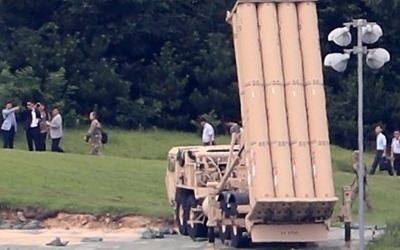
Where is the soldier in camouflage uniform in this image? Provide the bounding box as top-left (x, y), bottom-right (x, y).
top-left (350, 150), bottom-right (372, 210)
top-left (85, 111), bottom-right (102, 155)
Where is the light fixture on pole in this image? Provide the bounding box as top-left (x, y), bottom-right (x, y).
top-left (323, 53), bottom-right (350, 72)
top-left (328, 26), bottom-right (352, 47)
top-left (361, 24), bottom-right (383, 44)
top-left (324, 19), bottom-right (390, 250)
top-left (366, 48), bottom-right (390, 69)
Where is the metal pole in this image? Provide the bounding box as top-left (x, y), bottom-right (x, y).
top-left (355, 18), bottom-right (366, 250)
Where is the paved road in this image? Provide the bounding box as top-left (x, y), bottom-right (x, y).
top-left (0, 227), bottom-right (383, 250)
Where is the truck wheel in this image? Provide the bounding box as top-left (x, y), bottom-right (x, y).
top-left (230, 226), bottom-right (250, 248)
top-left (188, 222), bottom-right (208, 239)
top-left (176, 197), bottom-right (189, 235)
top-left (187, 195), bottom-right (208, 239)
top-left (219, 224), bottom-right (232, 245)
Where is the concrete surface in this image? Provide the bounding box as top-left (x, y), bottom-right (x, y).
top-left (0, 226), bottom-right (384, 250)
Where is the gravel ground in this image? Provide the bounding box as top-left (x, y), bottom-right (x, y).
top-left (0, 226), bottom-right (384, 250)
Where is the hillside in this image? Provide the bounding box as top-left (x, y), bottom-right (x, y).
top-left (0, 129), bottom-right (398, 226)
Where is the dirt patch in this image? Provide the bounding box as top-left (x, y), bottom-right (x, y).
top-left (0, 207), bottom-right (176, 246)
top-left (43, 213), bottom-right (174, 230)
top-left (1, 207), bottom-right (175, 230)
top-left (1, 228), bottom-right (145, 246)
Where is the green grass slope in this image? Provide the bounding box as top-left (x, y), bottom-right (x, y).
top-left (1, 129), bottom-right (230, 217)
top-left (1, 129), bottom-right (400, 232)
top-left (10, 127), bottom-right (231, 160)
top-left (0, 149), bottom-right (170, 216)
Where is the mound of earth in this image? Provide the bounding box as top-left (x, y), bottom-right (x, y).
top-left (44, 213), bottom-right (174, 230)
top-left (0, 207), bottom-right (174, 230)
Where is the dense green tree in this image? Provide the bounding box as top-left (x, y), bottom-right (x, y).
top-left (0, 0), bottom-right (398, 149)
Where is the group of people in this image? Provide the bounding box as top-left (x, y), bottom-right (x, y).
top-left (1, 100), bottom-right (104, 155)
top-left (197, 117), bottom-right (243, 146)
top-left (349, 124), bottom-right (400, 211)
top-left (370, 125), bottom-right (400, 176)
top-left (1, 101), bottom-right (64, 152)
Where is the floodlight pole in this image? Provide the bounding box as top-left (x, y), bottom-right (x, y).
top-left (344, 18), bottom-right (368, 250)
top-left (356, 19), bottom-right (366, 250)
top-left (328, 18), bottom-right (388, 250)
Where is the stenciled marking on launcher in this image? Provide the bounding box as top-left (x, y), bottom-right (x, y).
top-left (292, 156), bottom-right (296, 177)
top-left (312, 151), bottom-right (317, 177)
top-left (273, 165), bottom-right (278, 187)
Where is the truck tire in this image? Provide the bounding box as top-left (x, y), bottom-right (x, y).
top-left (176, 197), bottom-right (189, 236)
top-left (177, 150), bottom-right (185, 167)
top-left (230, 226), bottom-right (250, 248)
top-left (219, 224), bottom-right (232, 245)
top-left (188, 221), bottom-right (208, 240)
top-left (186, 195), bottom-right (208, 239)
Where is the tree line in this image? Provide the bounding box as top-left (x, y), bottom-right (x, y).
top-left (0, 0), bottom-right (398, 149)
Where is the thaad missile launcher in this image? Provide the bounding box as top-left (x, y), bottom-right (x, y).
top-left (165, 0), bottom-right (339, 247)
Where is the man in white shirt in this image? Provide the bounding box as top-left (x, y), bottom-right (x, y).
top-left (22, 101), bottom-right (42, 151)
top-left (198, 117), bottom-right (215, 146)
top-left (369, 125), bottom-right (392, 175)
top-left (391, 129), bottom-right (400, 176)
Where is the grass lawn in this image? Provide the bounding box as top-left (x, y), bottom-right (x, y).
top-left (1, 129), bottom-right (400, 248)
top-left (0, 149), bottom-right (171, 216)
top-left (1, 128), bottom-right (230, 217)
top-left (10, 127), bottom-right (231, 160)
top-left (330, 145), bottom-right (400, 227)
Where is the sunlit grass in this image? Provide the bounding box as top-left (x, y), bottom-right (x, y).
top-left (1, 129), bottom-right (399, 248)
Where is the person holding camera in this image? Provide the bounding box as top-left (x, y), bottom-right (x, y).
top-left (22, 101), bottom-right (41, 151)
top-left (1, 101), bottom-right (19, 149)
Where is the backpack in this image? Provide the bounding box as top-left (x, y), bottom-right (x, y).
top-left (379, 157), bottom-right (392, 171)
top-left (101, 130), bottom-right (108, 144)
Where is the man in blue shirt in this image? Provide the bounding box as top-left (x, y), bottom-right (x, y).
top-left (1, 101), bottom-right (20, 148)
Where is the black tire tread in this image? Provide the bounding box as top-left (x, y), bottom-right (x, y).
top-left (186, 195), bottom-right (208, 239)
top-left (175, 195), bottom-right (189, 236)
top-left (230, 227), bottom-right (251, 248)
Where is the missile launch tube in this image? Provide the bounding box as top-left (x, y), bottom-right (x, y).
top-left (231, 13), bottom-right (246, 135)
top-left (235, 3), bottom-right (276, 200)
top-left (257, 3), bottom-right (295, 198)
top-left (277, 2), bottom-right (315, 198)
top-left (231, 13), bottom-right (248, 150)
top-left (230, 13), bottom-right (256, 204)
top-left (297, 2), bottom-right (335, 197)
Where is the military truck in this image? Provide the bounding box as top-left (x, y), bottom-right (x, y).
top-left (165, 0), bottom-right (338, 247)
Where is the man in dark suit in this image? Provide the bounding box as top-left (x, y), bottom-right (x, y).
top-left (22, 101), bottom-right (41, 151)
